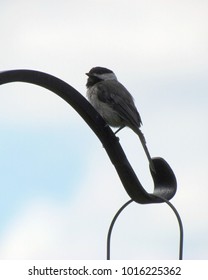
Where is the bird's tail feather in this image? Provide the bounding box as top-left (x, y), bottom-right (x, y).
top-left (134, 127), bottom-right (156, 173)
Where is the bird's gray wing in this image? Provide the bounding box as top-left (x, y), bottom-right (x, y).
top-left (97, 81), bottom-right (154, 171)
top-left (97, 80), bottom-right (142, 128)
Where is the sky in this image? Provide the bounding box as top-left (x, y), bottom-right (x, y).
top-left (0, 0), bottom-right (208, 260)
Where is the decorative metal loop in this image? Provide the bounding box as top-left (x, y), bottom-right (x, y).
top-left (107, 197), bottom-right (183, 260)
top-left (0, 69), bottom-right (177, 204)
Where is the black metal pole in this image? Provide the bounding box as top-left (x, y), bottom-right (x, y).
top-left (0, 69), bottom-right (177, 204)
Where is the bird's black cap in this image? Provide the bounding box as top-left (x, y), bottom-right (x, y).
top-left (86, 66), bottom-right (113, 76)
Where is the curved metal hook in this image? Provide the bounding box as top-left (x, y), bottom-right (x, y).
top-left (107, 199), bottom-right (133, 260)
top-left (0, 69), bottom-right (177, 204)
top-left (107, 198), bottom-right (183, 260)
top-left (152, 194), bottom-right (183, 260)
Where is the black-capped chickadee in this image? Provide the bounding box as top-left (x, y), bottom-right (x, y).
top-left (86, 66), bottom-right (155, 173)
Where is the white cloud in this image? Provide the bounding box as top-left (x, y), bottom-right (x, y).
top-left (0, 149), bottom-right (128, 259)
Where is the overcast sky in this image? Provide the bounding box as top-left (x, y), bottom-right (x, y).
top-left (0, 0), bottom-right (208, 259)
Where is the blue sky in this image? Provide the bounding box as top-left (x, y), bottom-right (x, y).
top-left (0, 0), bottom-right (208, 259)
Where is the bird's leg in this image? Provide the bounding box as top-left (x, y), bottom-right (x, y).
top-left (114, 125), bottom-right (125, 135)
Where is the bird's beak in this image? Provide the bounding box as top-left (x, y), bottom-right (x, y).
top-left (85, 73), bottom-right (90, 76)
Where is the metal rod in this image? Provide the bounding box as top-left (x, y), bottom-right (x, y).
top-left (0, 70), bottom-right (177, 204)
top-left (152, 194), bottom-right (184, 260)
top-left (107, 199), bottom-right (133, 260)
top-left (107, 196), bottom-right (183, 260)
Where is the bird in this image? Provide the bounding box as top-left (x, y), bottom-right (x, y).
top-left (86, 66), bottom-right (155, 173)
